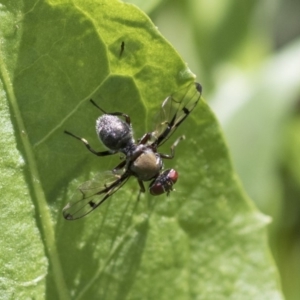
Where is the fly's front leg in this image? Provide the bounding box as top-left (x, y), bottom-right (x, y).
top-left (136, 179), bottom-right (146, 201)
top-left (137, 179), bottom-right (146, 193)
top-left (159, 135), bottom-right (185, 159)
top-left (64, 130), bottom-right (117, 156)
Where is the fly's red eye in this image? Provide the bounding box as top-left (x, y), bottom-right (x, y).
top-left (149, 182), bottom-right (164, 196)
top-left (168, 169), bottom-right (178, 183)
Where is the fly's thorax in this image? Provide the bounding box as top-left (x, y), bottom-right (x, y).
top-left (130, 148), bottom-right (163, 181)
top-left (96, 115), bottom-right (134, 151)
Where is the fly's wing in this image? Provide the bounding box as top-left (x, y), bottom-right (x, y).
top-left (62, 171), bottom-right (130, 220)
top-left (152, 82), bottom-right (202, 147)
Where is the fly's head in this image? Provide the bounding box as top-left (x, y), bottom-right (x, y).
top-left (149, 168), bottom-right (178, 196)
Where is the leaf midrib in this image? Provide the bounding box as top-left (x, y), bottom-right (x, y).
top-left (0, 45), bottom-right (70, 299)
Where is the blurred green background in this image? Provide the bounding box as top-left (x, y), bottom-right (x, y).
top-left (125, 0), bottom-right (300, 299)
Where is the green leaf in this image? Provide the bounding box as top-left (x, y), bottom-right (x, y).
top-left (277, 116), bottom-right (300, 300)
top-left (122, 0), bottom-right (163, 14)
top-left (0, 0), bottom-right (283, 299)
top-left (0, 81), bottom-right (48, 299)
top-left (210, 39), bottom-right (300, 216)
top-left (283, 117), bottom-right (300, 187)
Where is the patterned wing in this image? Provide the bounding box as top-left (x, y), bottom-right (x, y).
top-left (62, 171), bottom-right (130, 220)
top-left (152, 82), bottom-right (202, 147)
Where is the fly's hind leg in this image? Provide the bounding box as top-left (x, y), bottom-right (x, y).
top-left (159, 135), bottom-right (185, 159)
top-left (90, 99), bottom-right (131, 125)
top-left (64, 130), bottom-right (117, 157)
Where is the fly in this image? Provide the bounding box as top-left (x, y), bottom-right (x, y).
top-left (63, 82), bottom-right (202, 220)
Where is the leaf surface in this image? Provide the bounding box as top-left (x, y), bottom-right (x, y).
top-left (0, 0), bottom-right (283, 299)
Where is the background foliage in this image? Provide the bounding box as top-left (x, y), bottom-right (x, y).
top-left (1, 0), bottom-right (299, 299)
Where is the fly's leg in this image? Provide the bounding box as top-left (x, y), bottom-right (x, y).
top-left (90, 99), bottom-right (131, 125)
top-left (137, 179), bottom-right (146, 193)
top-left (159, 135), bottom-right (185, 159)
top-left (64, 130), bottom-right (117, 156)
top-left (137, 132), bottom-right (152, 145)
top-left (112, 160), bottom-right (126, 174)
top-left (135, 179), bottom-right (146, 202)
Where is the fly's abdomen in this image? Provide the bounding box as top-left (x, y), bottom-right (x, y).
top-left (96, 115), bottom-right (133, 151)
